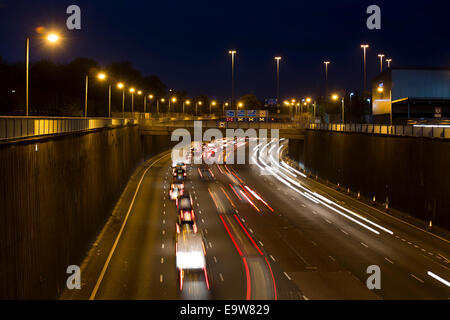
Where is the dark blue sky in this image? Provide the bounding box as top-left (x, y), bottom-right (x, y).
top-left (1, 0), bottom-right (449, 100)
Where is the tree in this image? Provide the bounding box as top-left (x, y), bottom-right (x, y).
top-left (239, 94), bottom-right (262, 109)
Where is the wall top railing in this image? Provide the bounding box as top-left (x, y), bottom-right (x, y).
top-left (308, 123), bottom-right (450, 139)
top-left (0, 116), bottom-right (137, 142)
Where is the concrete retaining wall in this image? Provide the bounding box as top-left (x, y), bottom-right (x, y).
top-left (0, 126), bottom-right (146, 299)
top-left (302, 130), bottom-right (450, 229)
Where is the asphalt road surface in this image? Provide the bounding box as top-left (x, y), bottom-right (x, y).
top-left (62, 138), bottom-right (450, 300)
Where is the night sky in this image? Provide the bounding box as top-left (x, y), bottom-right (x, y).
top-left (1, 0), bottom-right (449, 100)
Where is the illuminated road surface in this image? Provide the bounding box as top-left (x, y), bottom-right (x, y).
top-left (62, 139), bottom-right (450, 300)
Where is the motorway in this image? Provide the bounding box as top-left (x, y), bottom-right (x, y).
top-left (63, 138), bottom-right (450, 300)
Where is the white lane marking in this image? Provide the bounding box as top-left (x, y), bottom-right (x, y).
top-left (202, 219), bottom-right (205, 223)
top-left (311, 241), bottom-right (318, 247)
top-left (259, 241), bottom-right (264, 247)
top-left (340, 229), bottom-right (349, 235)
top-left (410, 274), bottom-right (424, 283)
top-left (89, 153), bottom-right (168, 300)
top-left (219, 273), bottom-right (224, 282)
top-left (329, 256), bottom-right (336, 262)
top-left (161, 258), bottom-right (164, 264)
top-left (427, 271), bottom-right (450, 287)
top-left (302, 295), bottom-right (310, 300)
top-left (209, 242), bottom-right (212, 248)
top-left (249, 228), bottom-right (254, 233)
top-left (242, 218), bottom-right (246, 223)
top-left (325, 219), bottom-right (332, 224)
top-left (204, 229), bottom-right (208, 234)
top-left (312, 211), bottom-right (317, 215)
top-left (160, 274), bottom-right (163, 283)
top-left (284, 272), bottom-right (292, 280)
top-left (163, 211), bottom-right (165, 215)
top-left (214, 256), bottom-right (218, 263)
top-left (163, 203), bottom-right (166, 207)
top-left (199, 210), bottom-right (202, 214)
top-left (360, 242), bottom-right (368, 248)
top-left (270, 255), bottom-right (276, 262)
top-left (291, 197), bottom-right (296, 201)
top-left (162, 219), bottom-right (165, 224)
top-left (162, 230), bottom-right (165, 235)
top-left (162, 243), bottom-right (165, 249)
top-left (384, 257), bottom-right (394, 264)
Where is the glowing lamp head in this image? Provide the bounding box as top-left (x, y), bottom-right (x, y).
top-left (97, 73), bottom-right (106, 80)
top-left (117, 83), bottom-right (124, 89)
top-left (47, 33), bottom-right (59, 43)
top-left (137, 90), bottom-right (142, 95)
top-left (332, 94), bottom-right (339, 101)
top-left (149, 94), bottom-right (154, 99)
top-left (306, 98), bottom-right (312, 103)
top-left (129, 88), bottom-right (135, 93)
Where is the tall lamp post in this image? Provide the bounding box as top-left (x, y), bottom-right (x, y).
top-left (332, 94), bottom-right (345, 124)
top-left (210, 101), bottom-right (216, 115)
top-left (196, 101), bottom-right (203, 116)
top-left (117, 83), bottom-right (125, 118)
top-left (157, 98), bottom-right (165, 114)
top-left (229, 50), bottom-right (236, 110)
top-left (386, 58), bottom-right (392, 69)
top-left (223, 102), bottom-right (229, 116)
top-left (275, 56), bottom-right (282, 111)
top-left (324, 61), bottom-right (330, 95)
top-left (378, 54), bottom-right (385, 73)
top-left (146, 94), bottom-right (153, 114)
top-left (361, 44), bottom-right (369, 94)
top-left (183, 100), bottom-right (190, 114)
top-left (168, 97), bottom-right (176, 114)
top-left (25, 32), bottom-right (60, 116)
top-left (129, 88), bottom-right (136, 113)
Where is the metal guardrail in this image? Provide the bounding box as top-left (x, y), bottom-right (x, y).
top-left (309, 123), bottom-right (450, 139)
top-left (0, 117), bottom-right (137, 141)
top-left (141, 119), bottom-right (304, 129)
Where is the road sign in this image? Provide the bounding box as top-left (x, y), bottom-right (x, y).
top-left (435, 107), bottom-right (442, 118)
top-left (259, 110), bottom-right (267, 117)
top-left (226, 110), bottom-right (236, 117)
top-left (247, 110), bottom-right (257, 117)
top-left (248, 117), bottom-right (255, 122)
top-left (237, 117), bottom-right (245, 122)
top-left (237, 110), bottom-right (246, 117)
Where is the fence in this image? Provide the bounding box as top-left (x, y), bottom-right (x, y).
top-left (309, 123), bottom-right (450, 139)
top-left (0, 117), bottom-right (137, 141)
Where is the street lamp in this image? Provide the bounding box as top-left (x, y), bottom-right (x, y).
top-left (25, 32), bottom-right (61, 116)
top-left (183, 100), bottom-right (190, 114)
top-left (157, 98), bottom-right (165, 114)
top-left (332, 94), bottom-right (345, 124)
top-left (96, 72), bottom-right (112, 118)
top-left (117, 83), bottom-right (125, 118)
top-left (168, 97), bottom-right (176, 114)
top-left (223, 102), bottom-right (229, 115)
top-left (145, 94), bottom-right (154, 114)
top-left (238, 102), bottom-right (243, 108)
top-left (378, 54), bottom-right (385, 73)
top-left (324, 61), bottom-right (330, 95)
top-left (196, 101), bottom-right (203, 116)
top-left (386, 58), bottom-right (392, 69)
top-left (275, 56), bottom-right (282, 110)
top-left (361, 44), bottom-right (369, 94)
top-left (85, 71), bottom-right (108, 117)
top-left (129, 88), bottom-right (135, 113)
top-left (210, 100), bottom-right (217, 115)
top-left (229, 50), bottom-right (236, 109)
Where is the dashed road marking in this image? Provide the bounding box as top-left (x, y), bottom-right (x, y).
top-left (341, 229), bottom-right (349, 235)
top-left (259, 241), bottom-right (264, 247)
top-left (161, 258), bottom-right (164, 264)
top-left (270, 255), bottom-right (276, 262)
top-left (311, 241), bottom-right (318, 247)
top-left (384, 257), bottom-right (394, 264)
top-left (410, 274), bottom-right (424, 283)
top-left (160, 274), bottom-right (163, 283)
top-left (219, 273), bottom-right (224, 282)
top-left (329, 256), bottom-right (336, 262)
top-left (360, 242), bottom-right (368, 248)
top-left (214, 256), bottom-right (218, 263)
top-left (284, 272), bottom-right (292, 280)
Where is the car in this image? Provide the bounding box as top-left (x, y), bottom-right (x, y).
top-left (198, 166), bottom-right (215, 181)
top-left (169, 184), bottom-right (183, 200)
top-left (175, 224), bottom-right (209, 291)
top-left (173, 167), bottom-right (186, 178)
top-left (177, 193), bottom-right (193, 211)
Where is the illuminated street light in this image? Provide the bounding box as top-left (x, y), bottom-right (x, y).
top-left (324, 61), bottom-right (330, 95)
top-left (377, 86), bottom-right (384, 93)
top-left (195, 100), bottom-right (203, 116)
top-left (361, 44), bottom-right (369, 93)
top-left (210, 100), bottom-right (217, 115)
top-left (129, 88), bottom-right (136, 113)
top-left (137, 90), bottom-right (142, 95)
top-left (378, 54), bottom-right (385, 73)
top-left (275, 56), bottom-right (282, 110)
top-left (386, 58), bottom-right (392, 68)
top-left (97, 73), bottom-right (106, 80)
top-left (26, 31), bottom-right (61, 116)
top-left (183, 100), bottom-right (190, 114)
top-left (332, 94), bottom-right (339, 101)
top-left (306, 97), bottom-right (312, 103)
top-left (229, 50), bottom-right (237, 109)
top-left (117, 83), bottom-right (125, 118)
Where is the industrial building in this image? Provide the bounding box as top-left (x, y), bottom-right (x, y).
top-left (372, 68), bottom-right (450, 124)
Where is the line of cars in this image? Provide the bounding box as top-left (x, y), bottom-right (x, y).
top-left (169, 162), bottom-right (210, 293)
